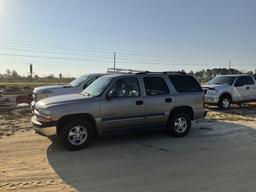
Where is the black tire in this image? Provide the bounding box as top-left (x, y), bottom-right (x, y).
top-left (218, 95), bottom-right (231, 110)
top-left (60, 119), bottom-right (94, 150)
top-left (167, 112), bottom-right (191, 137)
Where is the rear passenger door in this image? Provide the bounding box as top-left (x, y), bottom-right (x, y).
top-left (143, 76), bottom-right (173, 126)
top-left (252, 76), bottom-right (256, 100)
top-left (234, 76), bottom-right (254, 101)
top-left (245, 76), bottom-right (256, 100)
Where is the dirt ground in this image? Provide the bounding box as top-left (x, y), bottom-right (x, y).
top-left (0, 104), bottom-right (256, 192)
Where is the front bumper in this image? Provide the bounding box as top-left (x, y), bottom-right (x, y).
top-left (204, 95), bottom-right (219, 104)
top-left (31, 116), bottom-right (56, 136)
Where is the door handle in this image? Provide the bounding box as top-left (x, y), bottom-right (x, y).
top-left (136, 100), bottom-right (144, 105)
top-left (246, 86), bottom-right (250, 90)
top-left (165, 98), bottom-right (172, 103)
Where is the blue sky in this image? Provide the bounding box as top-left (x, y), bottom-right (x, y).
top-left (0, 0), bottom-right (255, 77)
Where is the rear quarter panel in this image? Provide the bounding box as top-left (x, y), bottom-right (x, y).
top-left (172, 92), bottom-right (205, 120)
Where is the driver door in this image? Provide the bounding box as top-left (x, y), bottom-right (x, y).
top-left (100, 77), bottom-right (145, 130)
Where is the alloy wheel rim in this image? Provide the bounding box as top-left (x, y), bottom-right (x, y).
top-left (68, 125), bottom-right (88, 145)
top-left (222, 98), bottom-right (230, 109)
top-left (174, 117), bottom-right (188, 133)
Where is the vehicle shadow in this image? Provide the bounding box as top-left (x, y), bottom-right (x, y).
top-left (47, 120), bottom-right (256, 192)
top-left (206, 102), bottom-right (256, 119)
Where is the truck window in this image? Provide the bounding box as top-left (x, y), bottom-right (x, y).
top-left (235, 76), bottom-right (247, 87)
top-left (245, 76), bottom-right (255, 85)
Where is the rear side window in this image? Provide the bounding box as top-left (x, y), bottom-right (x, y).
top-left (168, 75), bottom-right (202, 93)
top-left (235, 76), bottom-right (246, 87)
top-left (143, 77), bottom-right (170, 96)
top-left (235, 76), bottom-right (254, 86)
top-left (245, 76), bottom-right (254, 85)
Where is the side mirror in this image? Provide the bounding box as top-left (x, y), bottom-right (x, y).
top-left (106, 90), bottom-right (117, 100)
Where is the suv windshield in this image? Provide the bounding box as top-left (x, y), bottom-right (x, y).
top-left (68, 75), bottom-right (90, 87)
top-left (81, 76), bottom-right (112, 97)
top-left (208, 76), bottom-right (236, 85)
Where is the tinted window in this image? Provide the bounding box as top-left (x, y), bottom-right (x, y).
top-left (169, 75), bottom-right (202, 93)
top-left (235, 76), bottom-right (247, 86)
top-left (143, 77), bottom-right (170, 96)
top-left (109, 77), bottom-right (140, 98)
top-left (245, 76), bottom-right (254, 85)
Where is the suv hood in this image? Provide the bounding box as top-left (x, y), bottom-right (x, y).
top-left (33, 84), bottom-right (71, 94)
top-left (37, 93), bottom-right (91, 107)
top-left (202, 84), bottom-right (230, 90)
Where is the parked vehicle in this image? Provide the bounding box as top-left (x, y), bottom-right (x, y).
top-left (31, 72), bottom-right (206, 150)
top-left (203, 74), bottom-right (256, 109)
top-left (31, 73), bottom-right (104, 109)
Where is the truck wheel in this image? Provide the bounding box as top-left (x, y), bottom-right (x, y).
top-left (218, 96), bottom-right (231, 109)
top-left (167, 112), bottom-right (191, 137)
top-left (61, 119), bottom-right (94, 150)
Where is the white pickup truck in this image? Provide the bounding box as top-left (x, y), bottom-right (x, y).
top-left (203, 74), bottom-right (256, 109)
top-left (31, 73), bottom-right (104, 109)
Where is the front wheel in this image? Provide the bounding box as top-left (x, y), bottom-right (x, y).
top-left (61, 119), bottom-right (94, 150)
top-left (167, 112), bottom-right (191, 137)
top-left (218, 96), bottom-right (231, 109)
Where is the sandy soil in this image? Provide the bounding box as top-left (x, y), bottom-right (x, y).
top-left (0, 110), bottom-right (75, 192)
top-left (0, 104), bottom-right (256, 192)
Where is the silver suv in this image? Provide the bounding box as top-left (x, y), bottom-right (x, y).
top-left (203, 74), bottom-right (256, 109)
top-left (32, 72), bottom-right (206, 150)
top-left (31, 73), bottom-right (104, 110)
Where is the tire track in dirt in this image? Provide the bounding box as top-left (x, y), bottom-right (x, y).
top-left (0, 130), bottom-right (76, 192)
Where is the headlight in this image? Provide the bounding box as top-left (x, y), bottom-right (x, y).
top-left (34, 108), bottom-right (52, 123)
top-left (208, 89), bottom-right (218, 95)
top-left (37, 90), bottom-right (53, 101)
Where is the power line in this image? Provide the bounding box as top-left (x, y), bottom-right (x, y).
top-left (0, 53), bottom-right (113, 63)
top-left (1, 38), bottom-right (256, 61)
top-left (1, 13), bottom-right (253, 52)
top-left (2, 41), bottom-right (256, 64)
top-left (0, 14), bottom-right (196, 46)
top-left (0, 52), bottom-right (228, 67)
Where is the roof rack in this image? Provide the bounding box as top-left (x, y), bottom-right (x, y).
top-left (163, 71), bottom-right (187, 74)
top-left (106, 68), bottom-right (187, 75)
top-left (107, 68), bottom-right (146, 74)
top-left (136, 71), bottom-right (187, 75)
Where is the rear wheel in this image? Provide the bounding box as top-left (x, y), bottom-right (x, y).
top-left (218, 96), bottom-right (231, 109)
top-left (167, 112), bottom-right (191, 137)
top-left (61, 119), bottom-right (94, 150)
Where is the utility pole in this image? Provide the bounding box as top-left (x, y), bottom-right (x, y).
top-left (228, 59), bottom-right (231, 74)
top-left (114, 52), bottom-right (116, 72)
top-left (29, 63), bottom-right (33, 81)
